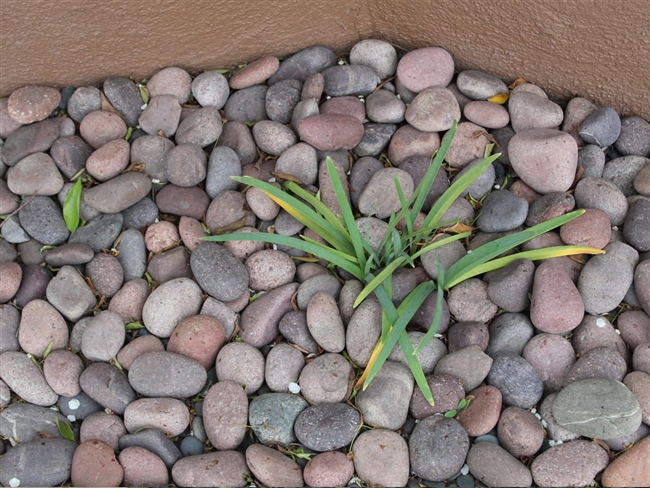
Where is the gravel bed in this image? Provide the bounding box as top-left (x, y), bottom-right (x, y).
top-left (1, 40), bottom-right (650, 487)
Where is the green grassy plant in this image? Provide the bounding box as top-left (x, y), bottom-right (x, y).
top-left (204, 121), bottom-right (603, 404)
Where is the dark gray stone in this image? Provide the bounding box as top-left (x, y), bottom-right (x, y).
top-left (180, 435), bottom-right (205, 456)
top-left (294, 403), bottom-right (361, 452)
top-left (485, 259), bottom-right (535, 313)
top-left (223, 85), bottom-right (269, 122)
top-left (0, 403), bottom-right (71, 442)
top-left (79, 362), bottom-right (136, 414)
top-left (577, 144), bottom-right (606, 179)
top-left (266, 79), bottom-right (302, 124)
top-left (2, 119), bottom-right (60, 166)
top-left (487, 312), bottom-right (534, 356)
top-left (552, 378), bottom-right (642, 439)
top-left (349, 156), bottom-right (384, 210)
top-left (2, 215), bottom-right (31, 243)
top-left (206, 146), bottom-right (241, 199)
top-left (45, 264), bottom-right (96, 322)
top-left (268, 45), bottom-right (337, 85)
top-left (249, 393), bottom-right (308, 447)
top-left (13, 264), bottom-right (52, 308)
top-left (477, 190), bottom-right (528, 232)
top-left (354, 123), bottom-right (398, 157)
top-left (296, 273), bottom-right (342, 310)
top-left (18, 195), bottom-right (69, 245)
top-left (487, 353), bottom-right (543, 409)
top-left (122, 196), bottom-right (159, 230)
top-left (68, 86), bottom-right (102, 123)
top-left (69, 212), bottom-right (123, 253)
top-left (454, 158), bottom-right (496, 200)
top-left (624, 199), bottom-right (650, 252)
top-left (615, 115), bottom-right (650, 156)
top-left (190, 242), bottom-right (249, 302)
top-left (409, 415), bottom-right (470, 482)
top-left (278, 310), bottom-right (319, 354)
top-left (525, 191), bottom-right (575, 227)
top-left (103, 76), bottom-right (143, 127)
top-left (0, 437), bottom-right (76, 488)
top-left (119, 427), bottom-right (182, 469)
top-left (59, 392), bottom-right (104, 420)
top-left (116, 228), bottom-right (147, 281)
top-left (84, 172), bottom-right (152, 214)
top-left (578, 107), bottom-right (621, 147)
top-left (491, 125), bottom-right (515, 166)
top-left (50, 135), bottom-right (93, 179)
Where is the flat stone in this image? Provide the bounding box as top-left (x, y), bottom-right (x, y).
top-left (246, 444), bottom-right (304, 488)
top-left (156, 184), bottom-right (210, 220)
top-left (388, 124), bottom-right (440, 166)
top-left (601, 435), bottom-right (650, 487)
top-left (167, 314), bottom-right (226, 370)
top-left (624, 199), bottom-right (650, 252)
top-left (456, 385), bottom-right (502, 437)
top-left (553, 378), bottom-right (642, 439)
top-left (456, 70), bottom-right (509, 100)
top-left (142, 277), bottom-right (203, 337)
top-left (79, 362), bottom-right (136, 414)
top-left (298, 113), bottom-right (364, 151)
top-left (124, 397), bottom-right (190, 436)
top-left (224, 84), bottom-right (270, 123)
top-left (0, 403), bottom-right (71, 442)
top-left (18, 195), bottom-right (69, 245)
top-left (467, 442), bottom-right (533, 488)
top-left (487, 353), bottom-right (543, 409)
top-left (59, 391), bottom-right (103, 421)
top-left (353, 429), bottom-right (409, 487)
top-left (118, 428), bottom-right (182, 469)
top-left (216, 342), bottom-right (265, 394)
top-left (7, 152), bottom-right (64, 196)
top-left (531, 440), bottom-right (609, 488)
top-left (264, 343), bottom-right (305, 393)
top-left (409, 415), bottom-right (470, 482)
top-left (304, 451), bottom-right (354, 488)
top-left (578, 241), bottom-right (639, 314)
top-left (45, 264), bottom-right (96, 322)
top-left (129, 351), bottom-right (207, 398)
top-left (299, 353), bottom-right (353, 404)
top-left (396, 46), bottom-right (454, 92)
top-left (84, 171), bottom-right (152, 213)
top-left (509, 91), bottom-right (563, 133)
top-left (434, 345), bottom-right (493, 392)
top-left (119, 446), bottom-right (169, 488)
top-left (7, 85), bottom-right (60, 124)
top-left (523, 333), bottom-right (576, 393)
top-left (579, 107), bottom-right (621, 147)
top-left (279, 310), bottom-right (320, 355)
top-left (80, 110), bottom-right (127, 149)
top-left (322, 65), bottom-right (378, 96)
top-left (139, 94), bottom-right (182, 137)
top-left (116, 334), bottom-right (165, 370)
top-left (509, 129), bottom-right (578, 194)
top-left (615, 115), bottom-right (650, 157)
top-left (294, 402), bottom-right (361, 451)
top-left (497, 406), bottom-right (545, 458)
top-left (268, 45), bottom-right (337, 85)
top-left (115, 228), bottom-right (147, 282)
top-left (249, 392), bottom-right (308, 446)
top-left (356, 361), bottom-right (413, 430)
top-left (410, 373), bottom-right (465, 419)
top-left (71, 439), bottom-right (124, 487)
top-left (0, 437), bottom-right (76, 488)
top-left (405, 86), bottom-right (460, 132)
top-left (172, 451), bottom-right (250, 488)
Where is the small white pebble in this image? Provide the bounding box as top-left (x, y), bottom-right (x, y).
top-left (494, 184), bottom-right (501, 189)
top-left (338, 59), bottom-right (345, 65)
top-left (9, 478), bottom-right (20, 487)
top-left (272, 244), bottom-right (278, 250)
top-left (541, 419), bottom-right (548, 428)
top-left (68, 398), bottom-right (81, 410)
top-left (67, 414), bottom-right (77, 422)
top-left (461, 464), bottom-right (470, 476)
top-left (534, 413), bottom-right (542, 421)
top-left (467, 250), bottom-right (472, 254)
top-left (151, 179), bottom-right (161, 184)
top-left (612, 226), bottom-right (618, 231)
top-left (530, 408), bottom-right (537, 414)
top-left (434, 334), bottom-right (443, 338)
top-left (49, 406), bottom-right (59, 411)
top-left (548, 440), bottom-right (557, 447)
top-left (615, 329), bottom-right (621, 335)
top-left (326, 96), bottom-right (332, 100)
top-left (596, 318), bottom-right (606, 328)
top-left (26, 354), bottom-right (32, 359)
top-left (288, 382), bottom-right (301, 394)
top-left (141, 103), bottom-right (148, 110)
top-left (268, 177), bottom-right (276, 183)
top-left (306, 353), bottom-right (317, 359)
top-left (363, 118), bottom-right (369, 123)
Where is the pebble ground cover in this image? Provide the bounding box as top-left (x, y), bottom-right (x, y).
top-left (0, 40), bottom-right (649, 487)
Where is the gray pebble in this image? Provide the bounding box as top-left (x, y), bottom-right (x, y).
top-left (58, 391), bottom-right (103, 420)
top-left (215, 342), bottom-right (265, 394)
top-left (278, 310), bottom-right (319, 354)
top-left (175, 107), bottom-right (222, 147)
top-left (129, 134), bottom-right (174, 183)
top-left (121, 196), bottom-right (158, 230)
top-left (578, 107), bottom-right (621, 147)
top-left (602, 155), bottom-right (649, 196)
top-left (79, 362), bottom-right (135, 414)
top-left (190, 242), bottom-right (249, 302)
top-left (615, 115), bottom-right (650, 156)
top-left (294, 402), bottom-right (361, 451)
top-left (224, 85), bottom-right (268, 122)
top-left (142, 277), bottom-right (203, 337)
top-left (477, 190), bottom-right (528, 232)
top-left (205, 146), bottom-right (240, 199)
top-left (456, 70), bottom-right (508, 100)
top-left (250, 392), bottom-right (308, 446)
top-left (46, 265), bottom-right (96, 322)
top-left (578, 144), bottom-right (606, 178)
top-left (487, 312), bottom-right (534, 356)
top-left (18, 195), bottom-right (69, 245)
top-left (0, 402), bottom-right (71, 442)
top-left (192, 71), bottom-right (230, 109)
top-left (355, 122), bottom-right (397, 157)
top-left (68, 86), bottom-right (102, 123)
top-left (103, 76), bottom-right (143, 127)
top-left (487, 353), bottom-right (543, 409)
top-left (217, 121), bottom-right (257, 165)
top-left (0, 437), bottom-right (76, 488)
top-left (264, 343), bottom-right (305, 392)
top-left (81, 310), bottom-right (125, 362)
top-left (349, 39), bottom-right (397, 80)
top-left (129, 351), bottom-right (207, 398)
top-left (15, 265), bottom-right (51, 312)
top-left (69, 212), bottom-right (124, 252)
top-left (116, 228), bottom-right (147, 281)
top-left (268, 45), bottom-right (337, 85)
top-left (297, 273), bottom-right (342, 310)
top-left (119, 427), bottom-right (182, 469)
top-left (179, 435), bottom-right (205, 456)
top-left (624, 199), bottom-right (650, 252)
top-left (266, 79), bottom-right (302, 124)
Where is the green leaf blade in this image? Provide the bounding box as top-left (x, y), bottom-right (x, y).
top-left (55, 417), bottom-right (75, 441)
top-left (63, 179), bottom-right (83, 233)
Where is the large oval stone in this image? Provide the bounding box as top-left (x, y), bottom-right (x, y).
top-left (298, 114), bottom-right (364, 151)
top-left (250, 393), bottom-right (309, 447)
top-left (84, 172), bottom-right (152, 213)
top-left (203, 380), bottom-right (249, 451)
top-left (0, 437), bottom-right (76, 488)
top-left (553, 378), bottom-right (642, 439)
top-left (294, 402), bottom-right (361, 452)
top-left (172, 451), bottom-right (250, 488)
top-left (79, 362), bottom-right (136, 414)
top-left (509, 129), bottom-right (578, 194)
top-left (190, 242), bottom-right (249, 302)
top-left (0, 351), bottom-right (58, 406)
top-left (129, 351), bottom-right (207, 398)
top-left (142, 277), bottom-right (203, 338)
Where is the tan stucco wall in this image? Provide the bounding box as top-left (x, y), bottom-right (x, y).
top-left (1, 0), bottom-right (649, 119)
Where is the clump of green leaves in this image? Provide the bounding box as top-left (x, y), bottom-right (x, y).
top-left (445, 396), bottom-right (472, 418)
top-left (204, 120), bottom-right (603, 405)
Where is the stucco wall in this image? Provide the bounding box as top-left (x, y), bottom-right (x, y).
top-left (1, 0), bottom-right (649, 118)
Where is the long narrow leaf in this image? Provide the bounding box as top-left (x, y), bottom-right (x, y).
top-left (398, 332), bottom-right (434, 405)
top-left (394, 177), bottom-right (413, 236)
top-left (444, 210), bottom-right (586, 288)
top-left (63, 178), bottom-right (83, 232)
top-left (233, 176), bottom-right (353, 254)
top-left (361, 281), bottom-right (435, 390)
top-left (203, 232), bottom-right (364, 280)
top-left (354, 256), bottom-right (408, 307)
top-left (414, 261), bottom-right (445, 355)
top-left (410, 120), bottom-right (457, 220)
top-left (300, 236), bottom-right (360, 263)
top-left (325, 158), bottom-right (367, 272)
top-left (422, 153), bottom-right (500, 231)
top-left (284, 181), bottom-right (350, 241)
top-left (410, 232), bottom-right (472, 261)
top-left (445, 245), bottom-right (605, 287)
